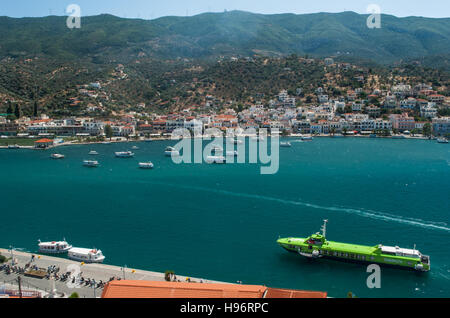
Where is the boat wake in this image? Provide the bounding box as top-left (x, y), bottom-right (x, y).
top-left (147, 182), bottom-right (450, 232)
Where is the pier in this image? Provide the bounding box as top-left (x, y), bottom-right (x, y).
top-left (0, 248), bottom-right (224, 298)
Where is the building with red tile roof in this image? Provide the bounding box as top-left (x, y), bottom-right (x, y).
top-left (101, 281), bottom-right (327, 299)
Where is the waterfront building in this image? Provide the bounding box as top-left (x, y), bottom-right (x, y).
top-left (390, 114), bottom-right (416, 132)
top-left (0, 121), bottom-right (18, 136)
top-left (34, 138), bottom-right (54, 149)
top-left (432, 117), bottom-right (450, 136)
top-left (101, 281), bottom-right (327, 299)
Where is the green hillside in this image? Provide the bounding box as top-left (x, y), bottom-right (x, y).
top-left (0, 11), bottom-right (449, 63)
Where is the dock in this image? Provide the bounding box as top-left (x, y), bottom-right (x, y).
top-left (0, 248), bottom-right (225, 298)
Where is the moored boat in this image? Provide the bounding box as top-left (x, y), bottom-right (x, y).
top-left (301, 136), bottom-right (314, 141)
top-left (437, 138), bottom-right (448, 144)
top-left (212, 145), bottom-right (223, 154)
top-left (115, 151), bottom-right (135, 158)
top-left (38, 239), bottom-right (72, 254)
top-left (8, 144), bottom-right (20, 149)
top-left (139, 162), bottom-right (154, 169)
top-left (165, 146), bottom-right (180, 157)
top-left (68, 248), bottom-right (105, 263)
top-left (83, 160), bottom-right (99, 167)
top-left (89, 150), bottom-right (99, 155)
top-left (51, 154), bottom-right (65, 159)
top-left (226, 150), bottom-right (238, 157)
top-left (277, 220), bottom-right (430, 272)
top-left (132, 146), bottom-right (140, 150)
top-left (280, 142), bottom-right (292, 148)
top-left (206, 155), bottom-right (226, 164)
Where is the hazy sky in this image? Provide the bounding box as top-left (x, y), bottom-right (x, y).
top-left (2, 0), bottom-right (449, 19)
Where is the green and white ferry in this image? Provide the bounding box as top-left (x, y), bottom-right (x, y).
top-left (277, 220), bottom-right (430, 272)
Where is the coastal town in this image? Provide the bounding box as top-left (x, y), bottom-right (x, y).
top-left (1, 57), bottom-right (449, 147)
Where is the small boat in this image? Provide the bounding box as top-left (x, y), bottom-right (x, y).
top-left (8, 144), bottom-right (20, 149)
top-left (132, 146), bottom-right (140, 150)
top-left (165, 146), bottom-right (180, 157)
top-left (68, 248), bottom-right (105, 264)
top-left (370, 134), bottom-right (377, 138)
top-left (115, 151), bottom-right (135, 158)
top-left (227, 138), bottom-right (243, 145)
top-left (102, 142), bottom-right (112, 145)
top-left (392, 135), bottom-right (406, 139)
top-left (38, 239), bottom-right (72, 254)
top-left (51, 154), bottom-right (65, 159)
top-left (301, 136), bottom-right (314, 141)
top-left (89, 151), bottom-right (99, 155)
top-left (226, 151), bottom-right (238, 157)
top-left (145, 139), bottom-right (153, 143)
top-left (212, 145), bottom-right (223, 154)
top-left (280, 142), bottom-right (292, 148)
top-left (83, 160), bottom-right (99, 167)
top-left (437, 138), bottom-right (449, 144)
top-left (206, 156), bottom-right (226, 164)
top-left (139, 162), bottom-right (154, 169)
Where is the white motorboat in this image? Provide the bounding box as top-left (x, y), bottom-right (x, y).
top-left (165, 146), bottom-right (180, 157)
top-left (280, 142), bottom-right (292, 148)
top-left (227, 138), bottom-right (243, 145)
top-left (68, 248), bottom-right (105, 264)
top-left (89, 150), bottom-right (99, 155)
top-left (115, 151), bottom-right (135, 158)
top-left (139, 162), bottom-right (154, 169)
top-left (132, 146), bottom-right (140, 150)
top-left (212, 145), bottom-right (223, 154)
top-left (51, 154), bottom-right (65, 159)
top-left (301, 136), bottom-right (314, 141)
top-left (206, 156), bottom-right (226, 164)
top-left (38, 239), bottom-right (72, 254)
top-left (8, 144), bottom-right (20, 149)
top-left (83, 160), bottom-right (99, 167)
top-left (437, 138), bottom-right (449, 144)
top-left (226, 151), bottom-right (239, 157)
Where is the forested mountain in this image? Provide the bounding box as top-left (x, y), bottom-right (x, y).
top-left (0, 11), bottom-right (449, 63)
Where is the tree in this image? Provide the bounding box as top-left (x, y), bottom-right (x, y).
top-left (0, 253), bottom-right (7, 264)
top-left (165, 270), bottom-right (175, 282)
top-left (69, 292), bottom-right (80, 298)
top-left (33, 101), bottom-right (39, 118)
top-left (6, 101), bottom-right (13, 115)
top-left (422, 123), bottom-right (432, 138)
top-left (104, 125), bottom-right (113, 140)
top-left (14, 104), bottom-right (21, 119)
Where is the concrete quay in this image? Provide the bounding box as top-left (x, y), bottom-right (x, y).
top-left (0, 248), bottom-right (224, 298)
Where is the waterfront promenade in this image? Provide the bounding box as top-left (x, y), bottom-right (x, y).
top-left (0, 248), bottom-right (224, 298)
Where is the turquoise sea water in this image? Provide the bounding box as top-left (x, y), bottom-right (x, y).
top-left (0, 138), bottom-right (449, 298)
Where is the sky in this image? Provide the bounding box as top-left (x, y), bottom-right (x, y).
top-left (1, 0), bottom-right (449, 19)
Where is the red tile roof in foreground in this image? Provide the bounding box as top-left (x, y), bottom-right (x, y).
top-left (101, 281), bottom-right (327, 299)
top-left (35, 138), bottom-right (54, 143)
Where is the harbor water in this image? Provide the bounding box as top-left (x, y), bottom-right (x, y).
top-left (0, 138), bottom-right (449, 297)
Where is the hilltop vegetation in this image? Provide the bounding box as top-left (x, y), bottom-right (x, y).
top-left (0, 11), bottom-right (449, 63)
